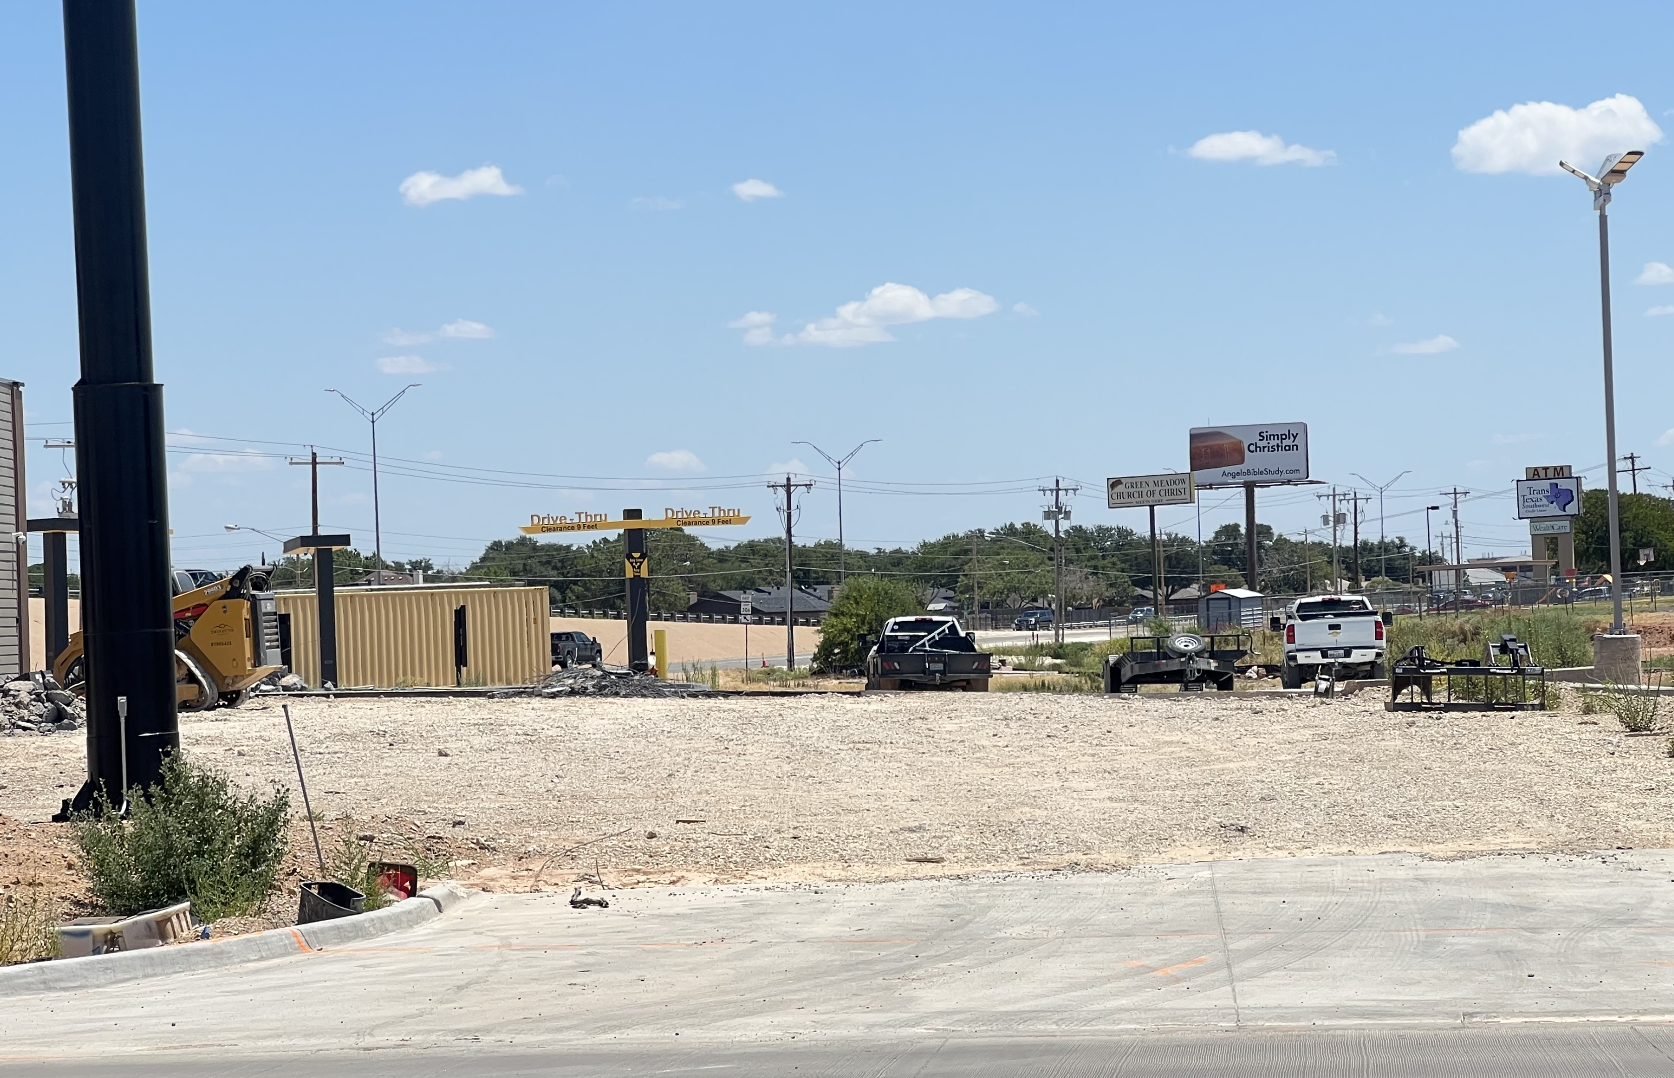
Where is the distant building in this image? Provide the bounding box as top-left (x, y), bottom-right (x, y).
top-left (688, 586), bottom-right (831, 623)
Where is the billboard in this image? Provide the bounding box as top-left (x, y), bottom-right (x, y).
top-left (1516, 477), bottom-right (1582, 519)
top-left (1106, 472), bottom-right (1194, 508)
top-left (1189, 423), bottom-right (1309, 486)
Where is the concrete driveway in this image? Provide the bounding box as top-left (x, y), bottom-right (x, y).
top-left (6, 850), bottom-right (1674, 1074)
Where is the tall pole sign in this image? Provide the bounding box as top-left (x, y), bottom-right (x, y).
top-left (1106, 473), bottom-right (1194, 616)
top-left (1189, 423), bottom-right (1310, 593)
top-left (519, 508), bottom-right (751, 675)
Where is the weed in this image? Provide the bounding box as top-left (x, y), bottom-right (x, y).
top-left (71, 755), bottom-right (291, 921)
top-left (993, 673), bottom-right (1099, 693)
top-left (0, 888), bottom-right (60, 966)
top-left (326, 819), bottom-right (392, 911)
top-left (1595, 679), bottom-right (1663, 733)
top-left (1388, 609), bottom-right (1601, 668)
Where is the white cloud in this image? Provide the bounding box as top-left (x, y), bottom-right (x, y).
top-left (1368, 311), bottom-right (1393, 327)
top-left (1012, 302), bottom-right (1039, 316)
top-left (399, 165), bottom-right (523, 206)
top-left (1658, 429), bottom-right (1674, 447)
top-left (1390, 334), bottom-right (1459, 355)
top-left (1637, 262), bottom-right (1674, 285)
top-left (1187, 130), bottom-right (1335, 167)
top-left (631, 195), bottom-right (681, 210)
top-left (1648, 305), bottom-right (1674, 317)
top-left (375, 355), bottom-right (446, 374)
top-left (646, 449), bottom-right (706, 473)
top-left (734, 284), bottom-right (996, 347)
top-left (766, 458), bottom-right (809, 477)
top-left (738, 282), bottom-right (1000, 347)
top-left (439, 319), bottom-right (493, 339)
top-left (732, 178), bottom-right (784, 201)
top-left (1451, 95), bottom-right (1664, 175)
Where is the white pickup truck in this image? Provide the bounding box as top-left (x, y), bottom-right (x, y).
top-left (1273, 595), bottom-right (1389, 688)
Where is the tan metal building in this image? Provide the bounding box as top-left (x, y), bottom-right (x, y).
top-left (276, 584), bottom-right (548, 688)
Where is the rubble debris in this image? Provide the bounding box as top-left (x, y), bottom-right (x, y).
top-left (0, 678), bottom-right (86, 736)
top-left (570, 886), bottom-right (609, 909)
top-left (492, 664), bottom-right (711, 699)
top-left (252, 672), bottom-right (308, 694)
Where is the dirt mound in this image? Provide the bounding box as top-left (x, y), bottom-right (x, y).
top-left (492, 664), bottom-right (711, 699)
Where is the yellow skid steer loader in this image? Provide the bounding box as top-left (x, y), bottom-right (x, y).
top-left (54, 565), bottom-right (284, 712)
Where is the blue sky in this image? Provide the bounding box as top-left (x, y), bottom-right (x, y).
top-left (3, 2), bottom-right (1674, 573)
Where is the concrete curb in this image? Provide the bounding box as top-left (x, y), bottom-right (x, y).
top-left (0, 881), bottom-right (469, 998)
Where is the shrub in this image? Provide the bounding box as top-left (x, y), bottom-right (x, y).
top-left (1387, 609), bottom-right (1602, 668)
top-left (811, 576), bottom-right (924, 673)
top-left (1596, 682), bottom-right (1663, 733)
top-left (72, 754), bottom-right (291, 921)
top-left (0, 889), bottom-right (59, 966)
top-left (327, 819), bottom-right (392, 911)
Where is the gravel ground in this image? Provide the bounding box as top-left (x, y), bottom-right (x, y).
top-left (4, 690), bottom-right (1673, 895)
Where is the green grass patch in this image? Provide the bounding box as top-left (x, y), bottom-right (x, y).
top-left (1387, 609), bottom-right (1603, 669)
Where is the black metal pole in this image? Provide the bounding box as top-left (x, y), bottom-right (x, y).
top-left (625, 510), bottom-right (648, 673)
top-left (45, 532), bottom-right (69, 670)
top-left (316, 548), bottom-right (337, 688)
top-left (1244, 482), bottom-right (1258, 592)
top-left (60, 0), bottom-right (177, 812)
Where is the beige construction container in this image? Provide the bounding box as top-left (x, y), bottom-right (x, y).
top-left (276, 585), bottom-right (548, 688)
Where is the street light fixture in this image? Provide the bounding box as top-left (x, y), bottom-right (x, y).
top-left (791, 439), bottom-right (879, 581)
top-left (327, 384), bottom-right (421, 586)
top-left (1559, 149), bottom-right (1643, 633)
top-left (224, 523), bottom-right (285, 566)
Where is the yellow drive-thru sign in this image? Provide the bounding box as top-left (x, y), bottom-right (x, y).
top-left (520, 507), bottom-right (750, 535)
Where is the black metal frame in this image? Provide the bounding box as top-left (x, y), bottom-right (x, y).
top-left (1103, 632), bottom-right (1251, 693)
top-left (1388, 640), bottom-right (1548, 712)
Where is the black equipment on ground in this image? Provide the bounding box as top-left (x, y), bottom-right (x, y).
top-left (1103, 632), bottom-right (1250, 693)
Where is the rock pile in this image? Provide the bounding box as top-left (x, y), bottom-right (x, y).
top-left (0, 679), bottom-right (86, 736)
top-left (493, 664), bottom-right (711, 699)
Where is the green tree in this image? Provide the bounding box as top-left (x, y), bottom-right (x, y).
top-left (811, 576), bottom-right (924, 673)
top-left (1574, 490), bottom-right (1674, 574)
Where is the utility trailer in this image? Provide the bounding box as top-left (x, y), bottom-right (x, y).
top-left (1103, 632), bottom-right (1250, 693)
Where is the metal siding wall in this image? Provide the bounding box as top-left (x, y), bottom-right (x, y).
top-left (274, 586), bottom-right (546, 688)
top-left (0, 382), bottom-right (24, 678)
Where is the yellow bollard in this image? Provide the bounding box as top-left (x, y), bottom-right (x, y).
top-left (653, 629), bottom-right (667, 679)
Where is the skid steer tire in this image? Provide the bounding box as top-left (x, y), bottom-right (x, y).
top-left (176, 651), bottom-right (218, 713)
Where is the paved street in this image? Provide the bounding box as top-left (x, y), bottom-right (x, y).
top-left (6, 850), bottom-right (1674, 1074)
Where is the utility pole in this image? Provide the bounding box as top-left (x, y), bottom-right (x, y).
top-left (1347, 491), bottom-right (1374, 590)
top-left (1317, 488), bottom-right (1342, 593)
top-left (1303, 526), bottom-right (1312, 594)
top-left (971, 531), bottom-right (982, 630)
top-left (1040, 477), bottom-right (1080, 645)
top-left (327, 384), bottom-right (420, 585)
top-left (288, 447), bottom-right (344, 587)
top-left (1620, 453), bottom-right (1650, 496)
top-left (769, 474), bottom-right (814, 669)
top-left (1441, 488), bottom-right (1468, 612)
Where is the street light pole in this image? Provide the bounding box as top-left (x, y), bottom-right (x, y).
top-left (1424, 504), bottom-right (1440, 616)
top-left (1352, 471), bottom-right (1410, 588)
top-left (327, 384), bottom-right (420, 586)
top-left (1561, 150), bottom-right (1643, 634)
top-left (792, 439), bottom-right (879, 582)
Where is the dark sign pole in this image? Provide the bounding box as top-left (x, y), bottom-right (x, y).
top-left (60, 0), bottom-right (178, 811)
top-left (624, 510), bottom-right (649, 673)
top-left (284, 534), bottom-right (350, 689)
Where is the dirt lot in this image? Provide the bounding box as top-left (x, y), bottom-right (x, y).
top-left (6, 688), bottom-right (1674, 905)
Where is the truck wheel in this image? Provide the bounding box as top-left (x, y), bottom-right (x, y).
top-left (1279, 663), bottom-right (1302, 690)
top-left (1369, 661), bottom-right (1388, 680)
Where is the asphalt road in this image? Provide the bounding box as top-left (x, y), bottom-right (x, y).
top-left (7, 850), bottom-right (1674, 1075)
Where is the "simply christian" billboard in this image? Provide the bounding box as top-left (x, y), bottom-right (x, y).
top-left (1189, 423), bottom-right (1309, 487)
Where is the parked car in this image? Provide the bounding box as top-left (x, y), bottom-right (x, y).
top-left (551, 630), bottom-right (603, 668)
top-left (1012, 609), bottom-right (1055, 631)
top-left (1126, 606), bottom-right (1156, 623)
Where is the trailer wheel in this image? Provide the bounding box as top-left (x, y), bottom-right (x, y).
top-left (964, 679), bottom-right (989, 692)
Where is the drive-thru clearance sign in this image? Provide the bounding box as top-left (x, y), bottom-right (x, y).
top-left (519, 507), bottom-right (751, 535)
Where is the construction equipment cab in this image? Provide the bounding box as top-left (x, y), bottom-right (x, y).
top-left (55, 565), bottom-right (283, 711)
top-left (1273, 595), bottom-right (1389, 688)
